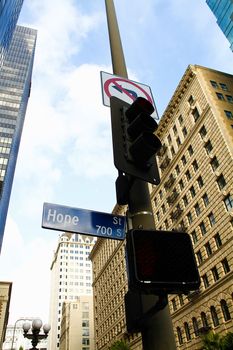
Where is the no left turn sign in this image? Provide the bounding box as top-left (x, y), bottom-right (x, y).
top-left (100, 71), bottom-right (159, 120)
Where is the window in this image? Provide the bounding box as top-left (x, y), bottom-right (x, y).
top-left (214, 233), bottom-right (222, 248)
top-left (224, 194), bottom-right (233, 211)
top-left (188, 95), bottom-right (194, 105)
top-left (210, 80), bottom-right (218, 88)
top-left (192, 159), bottom-right (199, 172)
top-left (192, 107), bottom-right (200, 122)
top-left (220, 300), bottom-right (231, 321)
top-left (175, 164), bottom-right (180, 175)
top-left (173, 125), bottom-right (177, 135)
top-left (182, 126), bottom-right (187, 137)
top-left (210, 156), bottom-right (219, 171)
top-left (205, 140), bottom-right (213, 154)
top-left (205, 242), bottom-right (212, 257)
top-left (159, 190), bottom-right (163, 199)
top-left (197, 175), bottom-right (204, 188)
top-left (171, 146), bottom-right (175, 156)
top-left (200, 221), bottom-right (207, 235)
top-left (171, 298), bottom-right (177, 311)
top-left (187, 145), bottom-right (194, 156)
top-left (183, 195), bottom-right (188, 207)
top-left (201, 312), bottom-right (209, 327)
top-left (181, 155), bottom-right (187, 166)
top-left (176, 136), bottom-right (181, 146)
top-left (190, 185), bottom-right (196, 198)
top-left (156, 211), bottom-right (160, 221)
top-left (179, 179), bottom-right (184, 190)
top-left (221, 258), bottom-right (230, 274)
top-left (178, 115), bottom-right (183, 124)
top-left (211, 266), bottom-right (219, 281)
top-left (191, 230), bottom-right (198, 244)
top-left (219, 83), bottom-right (228, 91)
top-left (192, 317), bottom-right (199, 337)
top-left (216, 92), bottom-right (225, 100)
top-left (202, 274), bottom-right (209, 288)
top-left (187, 212), bottom-right (193, 224)
top-left (184, 322), bottom-right (191, 341)
top-left (185, 170), bottom-right (191, 181)
top-left (199, 125), bottom-right (207, 138)
top-left (208, 212), bottom-right (216, 227)
top-left (210, 306), bottom-right (219, 327)
top-left (177, 327), bottom-right (183, 345)
top-left (179, 294), bottom-right (184, 306)
top-left (161, 204), bottom-right (166, 214)
top-left (167, 134), bottom-right (172, 144)
top-left (195, 203), bottom-right (201, 216)
top-left (202, 193), bottom-right (209, 207)
top-left (196, 250), bottom-right (203, 264)
top-left (217, 174), bottom-right (226, 190)
top-left (226, 95), bottom-right (233, 103)
top-left (224, 110), bottom-right (233, 120)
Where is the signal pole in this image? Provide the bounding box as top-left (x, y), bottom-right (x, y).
top-left (105, 1), bottom-right (176, 349)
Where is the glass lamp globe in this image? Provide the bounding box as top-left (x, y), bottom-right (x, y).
top-left (43, 323), bottom-right (51, 334)
top-left (23, 322), bottom-right (31, 333)
top-left (32, 319), bottom-right (42, 331)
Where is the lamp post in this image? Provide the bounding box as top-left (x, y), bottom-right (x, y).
top-left (22, 319), bottom-right (51, 350)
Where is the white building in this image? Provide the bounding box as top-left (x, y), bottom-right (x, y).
top-left (48, 233), bottom-right (96, 350)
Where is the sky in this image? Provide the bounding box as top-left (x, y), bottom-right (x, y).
top-left (0, 0), bottom-right (232, 326)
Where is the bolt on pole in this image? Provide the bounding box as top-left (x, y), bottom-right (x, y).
top-left (105, 1), bottom-right (176, 349)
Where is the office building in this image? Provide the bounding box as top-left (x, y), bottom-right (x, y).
top-left (0, 25), bottom-right (37, 253)
top-left (0, 0), bottom-right (24, 69)
top-left (90, 65), bottom-right (233, 350)
top-left (48, 233), bottom-right (96, 350)
top-left (0, 281), bottom-right (12, 349)
top-left (59, 296), bottom-right (94, 350)
top-left (206, 0), bottom-right (233, 51)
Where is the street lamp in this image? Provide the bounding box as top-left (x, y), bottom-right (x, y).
top-left (22, 319), bottom-right (51, 350)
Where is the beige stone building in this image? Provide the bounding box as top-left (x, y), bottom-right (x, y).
top-left (90, 65), bottom-right (233, 350)
top-left (59, 296), bottom-right (94, 350)
top-left (0, 282), bottom-right (12, 349)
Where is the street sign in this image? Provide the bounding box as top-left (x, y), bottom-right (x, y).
top-left (100, 71), bottom-right (159, 120)
top-left (42, 202), bottom-right (126, 240)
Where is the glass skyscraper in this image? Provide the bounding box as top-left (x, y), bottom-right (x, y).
top-left (206, 0), bottom-right (233, 51)
top-left (0, 25), bottom-right (37, 252)
top-left (0, 0), bottom-right (24, 69)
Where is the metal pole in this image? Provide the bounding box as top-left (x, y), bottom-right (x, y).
top-left (105, 1), bottom-right (176, 349)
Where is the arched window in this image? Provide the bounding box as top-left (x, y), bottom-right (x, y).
top-left (210, 306), bottom-right (219, 327)
top-left (184, 322), bottom-right (191, 341)
top-left (177, 326), bottom-right (183, 345)
top-left (201, 312), bottom-right (208, 327)
top-left (220, 299), bottom-right (231, 321)
top-left (192, 317), bottom-right (199, 337)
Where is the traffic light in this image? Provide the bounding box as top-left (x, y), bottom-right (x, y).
top-left (126, 229), bottom-right (200, 294)
top-left (110, 96), bottom-right (161, 184)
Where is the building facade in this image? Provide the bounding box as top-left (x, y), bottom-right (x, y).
top-left (206, 0), bottom-right (233, 51)
top-left (91, 65), bottom-right (233, 350)
top-left (48, 233), bottom-right (96, 350)
top-left (0, 0), bottom-right (24, 69)
top-left (0, 281), bottom-right (12, 349)
top-left (59, 296), bottom-right (94, 350)
top-left (0, 25), bottom-right (37, 253)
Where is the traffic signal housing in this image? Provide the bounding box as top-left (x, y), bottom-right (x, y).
top-left (126, 229), bottom-right (200, 294)
top-left (110, 96), bottom-right (161, 184)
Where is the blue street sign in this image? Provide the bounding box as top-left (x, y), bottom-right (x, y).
top-left (42, 202), bottom-right (126, 240)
